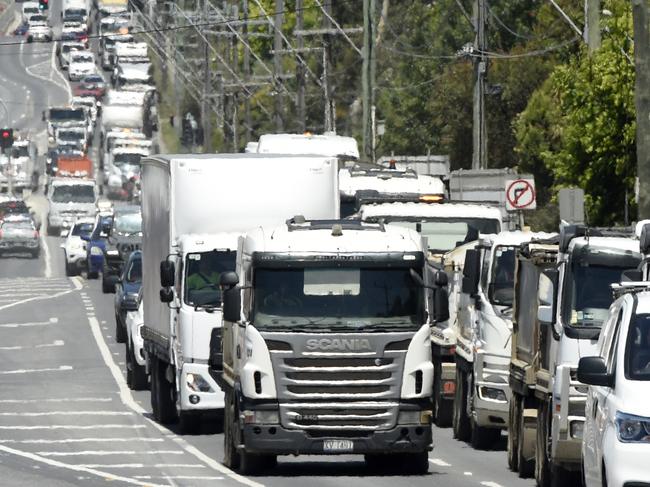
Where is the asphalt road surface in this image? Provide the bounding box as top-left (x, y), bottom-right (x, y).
top-left (0, 2), bottom-right (537, 486)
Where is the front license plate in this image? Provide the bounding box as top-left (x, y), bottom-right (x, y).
top-left (323, 440), bottom-right (354, 452)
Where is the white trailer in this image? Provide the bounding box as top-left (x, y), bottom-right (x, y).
top-left (256, 133), bottom-right (359, 161)
top-left (140, 154), bottom-right (340, 432)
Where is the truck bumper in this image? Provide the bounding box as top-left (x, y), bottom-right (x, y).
top-left (473, 351), bottom-right (510, 429)
top-left (242, 422), bottom-right (432, 456)
top-left (179, 363), bottom-right (225, 412)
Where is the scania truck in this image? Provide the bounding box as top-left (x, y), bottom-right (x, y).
top-left (141, 154), bottom-right (339, 432)
top-left (216, 219), bottom-right (441, 474)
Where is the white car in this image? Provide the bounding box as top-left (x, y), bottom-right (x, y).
top-left (60, 217), bottom-right (94, 276)
top-left (125, 299), bottom-right (147, 390)
top-left (579, 285), bottom-right (650, 487)
top-left (68, 51), bottom-right (96, 81)
top-left (58, 41), bottom-right (86, 70)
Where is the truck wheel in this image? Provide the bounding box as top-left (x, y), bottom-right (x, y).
top-left (239, 451), bottom-right (275, 475)
top-left (47, 224), bottom-right (59, 237)
top-left (179, 412), bottom-right (202, 435)
top-left (102, 272), bottom-right (115, 294)
top-left (400, 451), bottom-right (429, 475)
top-left (115, 313), bottom-right (126, 343)
top-left (223, 390), bottom-right (240, 470)
top-left (508, 393), bottom-right (520, 471)
top-left (452, 368), bottom-right (471, 441)
top-left (433, 364), bottom-right (452, 427)
top-left (126, 340), bottom-right (148, 390)
top-left (470, 418), bottom-right (501, 450)
top-left (152, 357), bottom-right (177, 424)
top-left (517, 398), bottom-right (534, 478)
top-left (535, 401), bottom-right (551, 487)
top-left (64, 258), bottom-right (76, 277)
top-left (87, 262), bottom-right (99, 280)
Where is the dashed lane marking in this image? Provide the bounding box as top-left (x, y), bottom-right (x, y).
top-left (78, 464), bottom-right (206, 469)
top-left (0, 410), bottom-right (131, 417)
top-left (464, 471), bottom-right (473, 476)
top-left (429, 458), bottom-right (451, 467)
top-left (36, 450), bottom-right (185, 457)
top-left (0, 438), bottom-right (165, 445)
top-left (0, 425), bottom-right (146, 431)
top-left (0, 365), bottom-right (72, 375)
top-left (0, 318), bottom-right (58, 328)
top-left (480, 482), bottom-right (505, 487)
top-left (0, 397), bottom-right (113, 404)
top-left (0, 340), bottom-right (64, 351)
top-left (135, 476), bottom-right (224, 481)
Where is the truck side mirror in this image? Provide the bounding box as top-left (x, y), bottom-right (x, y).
top-left (537, 305), bottom-right (554, 326)
top-left (219, 271), bottom-right (239, 288)
top-left (640, 222), bottom-right (650, 254)
top-left (42, 111), bottom-right (46, 122)
top-left (433, 288), bottom-right (450, 323)
top-left (461, 249), bottom-right (480, 295)
top-left (222, 287), bottom-right (241, 323)
top-left (434, 270), bottom-right (448, 287)
top-left (160, 260), bottom-right (175, 288)
top-left (538, 268), bottom-right (559, 325)
top-left (577, 356), bottom-right (613, 387)
top-left (159, 287), bottom-right (173, 303)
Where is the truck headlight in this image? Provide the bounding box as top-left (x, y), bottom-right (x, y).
top-left (616, 412), bottom-right (650, 443)
top-left (479, 386), bottom-right (507, 402)
top-left (243, 410), bottom-right (279, 424)
top-left (186, 373), bottom-right (213, 393)
top-left (106, 249), bottom-right (119, 257)
top-left (398, 410), bottom-right (432, 425)
top-left (90, 246), bottom-right (103, 256)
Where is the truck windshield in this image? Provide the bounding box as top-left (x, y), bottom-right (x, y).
top-left (184, 250), bottom-right (236, 308)
top-left (489, 246), bottom-right (516, 306)
top-left (113, 212), bottom-right (141, 235)
top-left (51, 185), bottom-right (95, 203)
top-left (113, 153), bottom-right (143, 166)
top-left (626, 313), bottom-right (650, 381)
top-left (11, 146), bottom-right (29, 158)
top-left (49, 109), bottom-right (85, 122)
top-left (386, 218), bottom-right (500, 253)
top-left (252, 266), bottom-right (422, 330)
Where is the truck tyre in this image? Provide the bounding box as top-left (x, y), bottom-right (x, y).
top-left (115, 313), bottom-right (126, 343)
top-left (535, 401), bottom-right (551, 487)
top-left (64, 257), bottom-right (75, 277)
top-left (126, 340), bottom-right (147, 390)
top-left (239, 451), bottom-right (275, 475)
top-left (400, 451), bottom-right (429, 475)
top-left (470, 419), bottom-right (501, 450)
top-left (508, 393), bottom-right (520, 472)
top-left (47, 223), bottom-right (59, 237)
top-left (433, 364), bottom-right (452, 427)
top-left (87, 262), bottom-right (99, 280)
top-left (102, 272), bottom-right (115, 294)
top-left (152, 357), bottom-right (177, 424)
top-left (31, 250), bottom-right (40, 259)
top-left (179, 412), bottom-right (202, 435)
top-left (517, 399), bottom-right (534, 478)
top-left (452, 368), bottom-right (471, 441)
top-left (223, 390), bottom-right (240, 470)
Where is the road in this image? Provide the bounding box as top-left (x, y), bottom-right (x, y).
top-left (0, 3), bottom-right (537, 487)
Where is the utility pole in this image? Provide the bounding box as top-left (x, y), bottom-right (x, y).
top-left (295, 0), bottom-right (306, 132)
top-left (585, 0), bottom-right (601, 53)
top-left (633, 0), bottom-right (650, 218)
top-left (202, 0), bottom-right (212, 152)
top-left (231, 4), bottom-right (239, 151)
top-left (362, 0), bottom-right (376, 160)
top-left (471, 0), bottom-right (487, 170)
top-left (273, 0), bottom-right (284, 132)
top-left (242, 0), bottom-right (252, 142)
top-left (322, 0), bottom-right (334, 133)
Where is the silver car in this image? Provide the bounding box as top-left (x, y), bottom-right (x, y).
top-left (0, 217), bottom-right (40, 258)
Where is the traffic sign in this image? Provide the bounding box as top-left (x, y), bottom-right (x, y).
top-left (505, 178), bottom-right (536, 211)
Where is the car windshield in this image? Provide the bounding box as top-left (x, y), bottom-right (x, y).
top-left (24, 7), bottom-right (39, 14)
top-left (11, 146), bottom-right (29, 158)
top-left (49, 109), bottom-right (85, 122)
top-left (184, 250), bottom-right (236, 307)
top-left (51, 184), bottom-right (95, 203)
top-left (113, 153), bottom-right (143, 166)
top-left (489, 246), bottom-right (516, 306)
top-left (62, 44), bottom-right (83, 53)
top-left (626, 313), bottom-right (650, 381)
top-left (252, 266), bottom-right (423, 330)
top-left (126, 258), bottom-right (142, 283)
top-left (29, 14), bottom-right (47, 22)
top-left (386, 218), bottom-right (500, 253)
top-left (72, 54), bottom-right (93, 63)
top-left (71, 222), bottom-right (93, 236)
top-left (113, 212), bottom-right (141, 235)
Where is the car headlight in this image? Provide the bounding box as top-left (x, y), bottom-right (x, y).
top-left (186, 373), bottom-right (214, 393)
top-left (616, 412), bottom-right (650, 443)
top-left (90, 246), bottom-right (103, 256)
top-left (106, 249), bottom-right (119, 256)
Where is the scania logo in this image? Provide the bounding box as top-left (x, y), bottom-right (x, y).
top-left (305, 338), bottom-right (372, 352)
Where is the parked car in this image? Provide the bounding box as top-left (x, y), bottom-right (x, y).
top-left (112, 250), bottom-right (141, 343)
top-left (60, 217), bottom-right (94, 276)
top-left (579, 285), bottom-right (650, 487)
top-left (0, 216), bottom-right (40, 258)
top-left (84, 213), bottom-right (112, 279)
top-left (125, 295), bottom-right (147, 390)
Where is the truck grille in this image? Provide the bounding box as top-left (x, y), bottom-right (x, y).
top-left (117, 242), bottom-right (141, 256)
top-left (263, 332), bottom-right (411, 432)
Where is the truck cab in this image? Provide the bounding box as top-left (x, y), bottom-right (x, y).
top-left (218, 219), bottom-right (437, 474)
top-left (46, 177), bottom-right (98, 236)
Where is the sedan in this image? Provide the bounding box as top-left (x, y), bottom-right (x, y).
top-left (0, 218), bottom-right (40, 258)
top-left (73, 75), bottom-right (106, 98)
top-left (112, 250), bottom-right (141, 344)
top-left (60, 217), bottom-right (93, 276)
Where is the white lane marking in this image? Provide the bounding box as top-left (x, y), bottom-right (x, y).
top-left (0, 438), bottom-right (165, 445)
top-left (429, 458), bottom-right (451, 467)
top-left (0, 340), bottom-right (64, 351)
top-left (0, 425), bottom-right (146, 431)
top-left (41, 231), bottom-right (52, 278)
top-left (78, 464), bottom-right (206, 469)
top-left (0, 445), bottom-right (168, 487)
top-left (0, 288), bottom-right (77, 311)
top-left (134, 476), bottom-right (224, 481)
top-left (87, 313), bottom-right (264, 487)
top-left (49, 40), bottom-right (72, 102)
top-left (0, 397), bottom-right (113, 404)
top-left (0, 365), bottom-right (72, 375)
top-left (464, 471), bottom-right (473, 475)
top-left (0, 410), bottom-right (130, 417)
top-left (37, 450), bottom-right (184, 457)
top-left (480, 482), bottom-right (504, 487)
top-left (0, 317), bottom-right (58, 328)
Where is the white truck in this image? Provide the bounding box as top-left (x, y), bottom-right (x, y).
top-left (141, 154), bottom-right (340, 432)
top-left (46, 177), bottom-right (98, 236)
top-left (358, 201), bottom-right (503, 426)
top-left (451, 231), bottom-right (554, 450)
top-left (255, 133), bottom-right (360, 162)
top-left (62, 0), bottom-right (89, 24)
top-left (100, 101), bottom-right (144, 146)
top-left (217, 219), bottom-right (439, 474)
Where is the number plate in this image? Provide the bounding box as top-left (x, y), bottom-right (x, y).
top-left (323, 440), bottom-right (354, 452)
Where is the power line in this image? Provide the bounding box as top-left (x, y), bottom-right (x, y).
top-left (486, 4), bottom-right (534, 40)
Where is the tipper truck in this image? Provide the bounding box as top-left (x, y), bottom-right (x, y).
top-left (217, 218), bottom-right (443, 474)
top-left (140, 154), bottom-right (339, 432)
top-left (506, 225), bottom-right (641, 485)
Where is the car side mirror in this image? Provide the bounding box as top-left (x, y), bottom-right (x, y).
top-left (577, 356), bottom-right (614, 387)
top-left (160, 260), bottom-right (175, 288)
top-left (159, 287), bottom-right (174, 303)
top-left (222, 286), bottom-right (241, 323)
top-left (219, 271), bottom-right (239, 288)
top-left (461, 249), bottom-right (480, 295)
